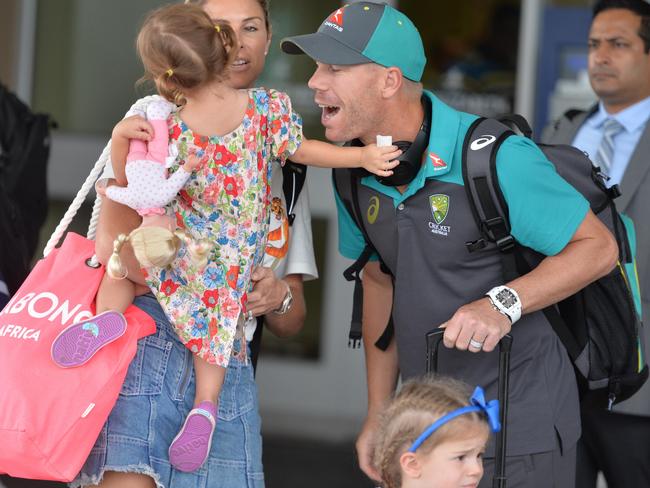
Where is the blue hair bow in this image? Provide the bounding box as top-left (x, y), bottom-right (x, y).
top-left (407, 386), bottom-right (500, 453)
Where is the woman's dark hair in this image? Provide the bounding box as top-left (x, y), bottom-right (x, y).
top-left (593, 0), bottom-right (650, 52)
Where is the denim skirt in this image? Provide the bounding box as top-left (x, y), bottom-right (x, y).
top-left (71, 294), bottom-right (265, 488)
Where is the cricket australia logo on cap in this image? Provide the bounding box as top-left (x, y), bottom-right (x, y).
top-left (324, 7), bottom-right (346, 32)
top-left (428, 194), bottom-right (451, 236)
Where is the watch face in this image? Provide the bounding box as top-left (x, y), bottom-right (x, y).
top-left (496, 289), bottom-right (517, 308)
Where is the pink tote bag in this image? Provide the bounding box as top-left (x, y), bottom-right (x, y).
top-left (0, 232), bottom-right (155, 481)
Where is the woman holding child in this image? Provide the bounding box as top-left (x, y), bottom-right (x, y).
top-left (74, 1), bottom-right (320, 486)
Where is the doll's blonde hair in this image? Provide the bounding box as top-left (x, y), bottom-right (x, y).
top-left (373, 376), bottom-right (489, 488)
top-left (107, 227), bottom-right (210, 279)
top-left (136, 3), bottom-right (238, 105)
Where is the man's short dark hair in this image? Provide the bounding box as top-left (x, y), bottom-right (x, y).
top-left (593, 0), bottom-right (650, 52)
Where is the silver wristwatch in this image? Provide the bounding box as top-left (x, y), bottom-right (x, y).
top-left (273, 282), bottom-right (293, 315)
top-left (485, 285), bottom-right (522, 324)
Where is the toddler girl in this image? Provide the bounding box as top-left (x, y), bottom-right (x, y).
top-left (373, 376), bottom-right (499, 488)
top-left (50, 2), bottom-right (400, 473)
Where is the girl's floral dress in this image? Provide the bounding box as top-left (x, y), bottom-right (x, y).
top-left (144, 88), bottom-right (302, 367)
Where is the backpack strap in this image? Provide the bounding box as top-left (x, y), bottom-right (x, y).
top-left (497, 114), bottom-right (533, 138)
top-left (282, 160), bottom-right (307, 226)
top-left (333, 168), bottom-right (394, 350)
top-left (343, 245), bottom-right (374, 348)
top-left (462, 116), bottom-right (583, 360)
top-left (462, 117), bottom-right (520, 282)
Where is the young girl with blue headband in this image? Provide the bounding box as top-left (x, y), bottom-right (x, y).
top-left (373, 376), bottom-right (500, 488)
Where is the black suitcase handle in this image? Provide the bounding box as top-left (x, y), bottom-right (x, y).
top-left (425, 329), bottom-right (512, 488)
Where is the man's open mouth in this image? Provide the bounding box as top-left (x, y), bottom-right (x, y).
top-left (318, 104), bottom-right (341, 121)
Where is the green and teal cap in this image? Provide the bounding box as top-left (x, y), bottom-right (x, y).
top-left (280, 2), bottom-right (426, 82)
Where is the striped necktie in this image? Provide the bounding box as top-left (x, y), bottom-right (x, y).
top-left (595, 118), bottom-right (623, 176)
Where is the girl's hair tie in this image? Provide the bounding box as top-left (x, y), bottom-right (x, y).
top-left (214, 25), bottom-right (221, 33)
top-left (165, 68), bottom-right (174, 77)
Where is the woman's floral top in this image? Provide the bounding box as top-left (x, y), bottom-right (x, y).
top-left (144, 88), bottom-right (302, 367)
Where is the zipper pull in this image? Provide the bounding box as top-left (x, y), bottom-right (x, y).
top-left (607, 380), bottom-right (621, 411)
top-left (607, 393), bottom-right (616, 411)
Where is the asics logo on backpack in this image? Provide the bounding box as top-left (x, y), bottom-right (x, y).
top-left (367, 196), bottom-right (380, 224)
top-left (470, 135), bottom-right (496, 151)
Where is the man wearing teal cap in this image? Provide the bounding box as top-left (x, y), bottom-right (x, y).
top-left (281, 2), bottom-right (425, 82)
top-left (283, 2), bottom-right (618, 486)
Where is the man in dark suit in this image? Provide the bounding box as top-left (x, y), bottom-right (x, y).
top-left (543, 1), bottom-right (650, 486)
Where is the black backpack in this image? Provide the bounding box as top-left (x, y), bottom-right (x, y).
top-left (249, 161), bottom-right (307, 372)
top-left (0, 83), bottom-right (53, 295)
top-left (463, 115), bottom-right (647, 408)
top-left (336, 115), bottom-right (648, 409)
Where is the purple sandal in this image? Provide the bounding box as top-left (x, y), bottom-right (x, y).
top-left (51, 311), bottom-right (127, 368)
top-left (169, 401), bottom-right (217, 472)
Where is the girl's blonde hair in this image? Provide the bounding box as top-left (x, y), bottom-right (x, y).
top-left (373, 376), bottom-right (489, 488)
top-left (137, 3), bottom-right (238, 105)
top-left (107, 227), bottom-right (210, 279)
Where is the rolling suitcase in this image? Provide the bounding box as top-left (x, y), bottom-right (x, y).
top-left (426, 329), bottom-right (512, 488)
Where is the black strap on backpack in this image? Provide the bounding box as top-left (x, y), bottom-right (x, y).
top-left (249, 160), bottom-right (308, 374)
top-left (462, 118), bottom-right (519, 282)
top-left (333, 169), bottom-right (394, 350)
top-left (462, 117), bottom-right (583, 359)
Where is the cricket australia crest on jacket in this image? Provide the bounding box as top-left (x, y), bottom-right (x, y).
top-left (428, 194), bottom-right (451, 236)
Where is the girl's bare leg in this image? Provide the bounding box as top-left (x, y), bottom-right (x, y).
top-left (193, 356), bottom-right (226, 406)
top-left (167, 357), bottom-right (225, 471)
